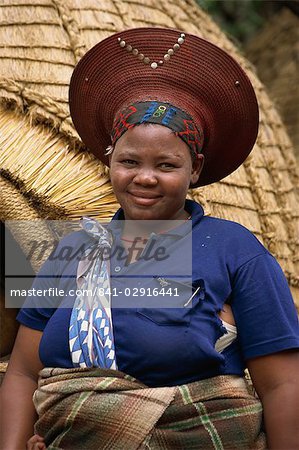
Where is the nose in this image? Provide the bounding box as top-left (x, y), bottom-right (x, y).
top-left (133, 167), bottom-right (158, 186)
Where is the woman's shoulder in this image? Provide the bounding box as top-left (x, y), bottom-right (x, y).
top-left (200, 214), bottom-right (265, 245)
top-left (196, 214), bottom-right (270, 269)
top-left (34, 229), bottom-right (94, 276)
top-left (56, 229), bottom-right (93, 247)
top-left (201, 215), bottom-right (258, 235)
top-left (50, 229), bottom-right (94, 258)
top-left (189, 200), bottom-right (265, 251)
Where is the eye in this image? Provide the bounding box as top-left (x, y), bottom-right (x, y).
top-left (159, 162), bottom-right (176, 169)
top-left (121, 159), bottom-right (137, 165)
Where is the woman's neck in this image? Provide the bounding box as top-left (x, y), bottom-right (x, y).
top-left (121, 212), bottom-right (191, 241)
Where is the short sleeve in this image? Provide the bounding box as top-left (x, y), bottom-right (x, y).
top-left (16, 230), bottom-right (92, 332)
top-left (16, 249), bottom-right (60, 331)
top-left (231, 253), bottom-right (299, 360)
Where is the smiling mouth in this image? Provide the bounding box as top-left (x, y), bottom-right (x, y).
top-left (128, 191), bottom-right (162, 206)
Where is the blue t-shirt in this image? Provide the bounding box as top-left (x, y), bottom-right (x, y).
top-left (17, 200), bottom-right (299, 387)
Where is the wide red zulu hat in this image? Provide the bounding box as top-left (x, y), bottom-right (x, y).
top-left (69, 27), bottom-right (259, 186)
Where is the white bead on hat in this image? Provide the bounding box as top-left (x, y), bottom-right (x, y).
top-left (117, 33), bottom-right (185, 69)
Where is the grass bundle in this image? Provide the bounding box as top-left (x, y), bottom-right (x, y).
top-left (0, 108), bottom-right (119, 221)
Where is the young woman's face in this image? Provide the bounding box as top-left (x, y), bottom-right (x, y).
top-left (109, 124), bottom-right (204, 220)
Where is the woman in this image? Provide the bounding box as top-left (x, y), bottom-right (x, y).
top-left (1, 27), bottom-right (298, 450)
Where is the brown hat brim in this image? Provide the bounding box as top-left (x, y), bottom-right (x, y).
top-left (69, 27), bottom-right (259, 187)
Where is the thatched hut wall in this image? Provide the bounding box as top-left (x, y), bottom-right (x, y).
top-left (246, 8), bottom-right (299, 161)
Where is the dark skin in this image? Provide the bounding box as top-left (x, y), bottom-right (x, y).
top-left (1, 125), bottom-right (298, 449)
top-left (247, 351), bottom-right (299, 450)
top-left (0, 325), bottom-right (44, 450)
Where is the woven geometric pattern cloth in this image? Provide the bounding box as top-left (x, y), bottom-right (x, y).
top-left (33, 367), bottom-right (266, 449)
top-left (110, 101), bottom-right (203, 156)
top-left (0, 0), bottom-right (298, 307)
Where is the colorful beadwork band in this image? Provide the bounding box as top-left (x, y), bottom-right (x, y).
top-left (110, 101), bottom-right (204, 156)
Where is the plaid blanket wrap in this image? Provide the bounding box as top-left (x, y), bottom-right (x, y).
top-left (33, 367), bottom-right (266, 450)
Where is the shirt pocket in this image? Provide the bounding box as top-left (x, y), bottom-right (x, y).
top-left (136, 278), bottom-right (205, 326)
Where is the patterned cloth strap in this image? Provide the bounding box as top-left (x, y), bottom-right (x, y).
top-left (69, 217), bottom-right (117, 369)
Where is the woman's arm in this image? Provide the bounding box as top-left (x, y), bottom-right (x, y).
top-left (247, 350), bottom-right (299, 450)
top-left (0, 325), bottom-right (44, 450)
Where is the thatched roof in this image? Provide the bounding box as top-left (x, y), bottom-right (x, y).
top-left (0, 0), bottom-right (298, 307)
top-left (246, 8), bottom-right (299, 160)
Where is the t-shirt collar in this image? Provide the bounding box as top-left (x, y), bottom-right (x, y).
top-left (107, 199), bottom-right (204, 238)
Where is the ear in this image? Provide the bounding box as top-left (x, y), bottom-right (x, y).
top-left (190, 154), bottom-right (204, 186)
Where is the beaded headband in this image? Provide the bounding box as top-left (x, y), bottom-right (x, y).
top-left (108, 101), bottom-right (203, 157)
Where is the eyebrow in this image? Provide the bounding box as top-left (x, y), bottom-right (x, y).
top-left (116, 150), bottom-right (184, 160)
top-left (115, 150), bottom-right (139, 158)
top-left (160, 152), bottom-right (184, 160)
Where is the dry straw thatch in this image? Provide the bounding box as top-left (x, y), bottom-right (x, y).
top-left (0, 0), bottom-right (298, 314)
top-left (0, 361), bottom-right (9, 386)
top-left (246, 8), bottom-right (299, 161)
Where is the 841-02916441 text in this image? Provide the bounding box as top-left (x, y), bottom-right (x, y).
top-left (97, 287), bottom-right (179, 297)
